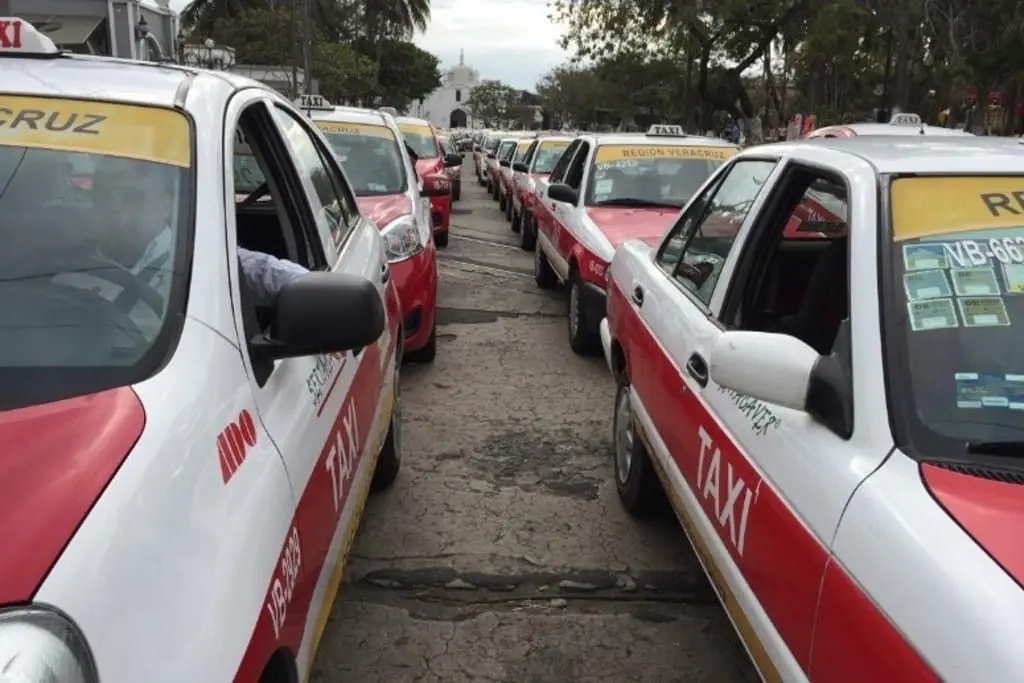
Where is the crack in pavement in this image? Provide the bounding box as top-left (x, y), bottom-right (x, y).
top-left (436, 306), bottom-right (565, 326)
top-left (438, 254), bottom-right (533, 276)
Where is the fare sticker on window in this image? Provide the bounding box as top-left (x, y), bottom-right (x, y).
top-left (907, 298), bottom-right (959, 331)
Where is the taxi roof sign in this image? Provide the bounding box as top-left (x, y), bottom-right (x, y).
top-left (294, 94), bottom-right (333, 111)
top-left (647, 124), bottom-right (686, 137)
top-left (0, 18), bottom-right (59, 55)
top-left (889, 112), bottom-right (923, 126)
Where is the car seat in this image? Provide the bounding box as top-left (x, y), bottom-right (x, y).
top-left (778, 238), bottom-right (849, 354)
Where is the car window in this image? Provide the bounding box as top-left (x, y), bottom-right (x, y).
top-left (785, 179), bottom-right (849, 239)
top-left (564, 142), bottom-right (591, 191)
top-left (273, 107), bottom-right (358, 250)
top-left (0, 97), bottom-right (193, 410)
top-left (498, 141), bottom-right (516, 161)
top-left (884, 175), bottom-right (1024, 452)
top-left (314, 120), bottom-right (408, 197)
top-left (440, 138), bottom-right (457, 155)
top-left (513, 142), bottom-right (532, 164)
top-left (659, 159), bottom-right (777, 304)
top-left (533, 140), bottom-right (570, 173)
top-left (522, 140), bottom-right (539, 165)
top-left (398, 122), bottom-right (439, 159)
top-left (548, 140), bottom-right (579, 183)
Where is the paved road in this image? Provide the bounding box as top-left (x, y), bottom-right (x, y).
top-left (312, 165), bottom-right (758, 683)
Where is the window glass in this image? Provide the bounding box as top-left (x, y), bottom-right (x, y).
top-left (548, 140), bottom-right (579, 183)
top-left (564, 143), bottom-right (591, 190)
top-left (662, 160), bottom-right (776, 303)
top-left (274, 108), bottom-right (356, 247)
top-left (314, 120), bottom-right (408, 196)
top-left (533, 140), bottom-right (570, 173)
top-left (513, 141), bottom-right (532, 164)
top-left (0, 98), bottom-right (193, 409)
top-left (398, 122), bottom-right (439, 159)
top-left (784, 179), bottom-right (849, 239)
top-left (586, 144), bottom-right (736, 209)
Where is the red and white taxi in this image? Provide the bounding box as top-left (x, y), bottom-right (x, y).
top-left (510, 135), bottom-right (573, 249)
top-left (499, 137), bottom-right (534, 220)
top-left (601, 135), bottom-right (1024, 682)
top-left (805, 112), bottom-right (974, 138)
top-left (300, 97), bottom-right (442, 362)
top-left (488, 135), bottom-right (517, 201)
top-left (395, 116), bottom-right (461, 248)
top-left (0, 21), bottom-right (402, 682)
top-left (532, 124), bottom-right (737, 354)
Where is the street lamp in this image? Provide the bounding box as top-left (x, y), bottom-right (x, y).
top-left (181, 38), bottom-right (236, 71)
top-left (134, 15), bottom-right (148, 41)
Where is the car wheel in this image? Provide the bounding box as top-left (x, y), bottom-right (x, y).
top-left (520, 212), bottom-right (536, 251)
top-left (511, 209), bottom-right (521, 234)
top-left (372, 343), bottom-right (403, 491)
top-left (479, 174), bottom-right (486, 187)
top-left (505, 197), bottom-right (513, 221)
top-left (492, 183), bottom-right (500, 201)
top-left (453, 180), bottom-right (461, 201)
top-left (434, 230), bottom-right (449, 248)
top-left (499, 192), bottom-right (507, 211)
top-left (568, 270), bottom-right (599, 355)
top-left (404, 322), bottom-right (437, 364)
top-left (613, 380), bottom-right (664, 515)
top-left (534, 242), bottom-right (558, 290)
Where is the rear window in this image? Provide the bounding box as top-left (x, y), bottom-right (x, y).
top-left (0, 95), bottom-right (193, 410)
top-left (316, 120), bottom-right (407, 196)
top-left (885, 175), bottom-right (1024, 456)
top-left (586, 144), bottom-right (736, 209)
top-left (398, 122), bottom-right (438, 159)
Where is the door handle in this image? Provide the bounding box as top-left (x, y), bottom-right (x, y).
top-left (686, 353), bottom-right (709, 388)
top-left (631, 285), bottom-right (644, 307)
top-left (380, 263), bottom-right (390, 283)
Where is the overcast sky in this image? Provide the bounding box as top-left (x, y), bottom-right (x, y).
top-left (168, 0), bottom-right (572, 91)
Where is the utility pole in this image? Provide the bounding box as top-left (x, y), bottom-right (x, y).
top-left (301, 0), bottom-right (313, 94)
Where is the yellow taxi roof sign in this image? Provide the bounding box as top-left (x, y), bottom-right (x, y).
top-left (647, 124), bottom-right (686, 136)
top-left (0, 18), bottom-right (59, 55)
top-left (294, 94), bottom-right (333, 112)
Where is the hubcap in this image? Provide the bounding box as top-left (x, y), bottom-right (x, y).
top-left (569, 280), bottom-right (580, 338)
top-left (614, 386), bottom-right (633, 484)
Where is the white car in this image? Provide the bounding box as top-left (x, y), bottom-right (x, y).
top-left (499, 137), bottom-right (534, 219)
top-left (510, 135), bottom-right (573, 247)
top-left (0, 19), bottom-right (402, 683)
top-left (805, 112), bottom-right (974, 138)
top-left (602, 134), bottom-right (1024, 681)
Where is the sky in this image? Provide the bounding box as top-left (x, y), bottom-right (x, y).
top-left (168, 0), bottom-right (573, 92)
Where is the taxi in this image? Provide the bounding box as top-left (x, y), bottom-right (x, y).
top-left (439, 134), bottom-right (462, 201)
top-left (0, 20), bottom-right (402, 683)
top-left (532, 124), bottom-right (737, 354)
top-left (511, 135), bottom-right (573, 250)
top-left (485, 134), bottom-right (513, 196)
top-left (295, 96), bottom-right (442, 362)
top-left (805, 112), bottom-right (974, 138)
top-left (500, 137), bottom-right (534, 220)
top-left (395, 115), bottom-right (461, 248)
top-left (478, 132), bottom-right (502, 187)
top-left (600, 135), bottom-right (1024, 682)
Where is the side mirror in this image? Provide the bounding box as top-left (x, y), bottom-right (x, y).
top-left (487, 152), bottom-right (496, 159)
top-left (421, 173), bottom-right (452, 197)
top-left (547, 183), bottom-right (579, 204)
top-left (251, 273), bottom-right (385, 361)
top-left (499, 159), bottom-right (510, 168)
top-left (513, 162), bottom-right (529, 173)
top-left (709, 330), bottom-right (853, 437)
top-left (444, 153), bottom-right (462, 167)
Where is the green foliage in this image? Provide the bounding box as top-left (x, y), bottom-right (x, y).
top-left (465, 80), bottom-right (518, 126)
top-left (351, 38), bottom-right (442, 110)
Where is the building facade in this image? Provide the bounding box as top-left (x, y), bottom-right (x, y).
top-left (406, 50), bottom-right (481, 129)
top-left (1, 0), bottom-right (177, 61)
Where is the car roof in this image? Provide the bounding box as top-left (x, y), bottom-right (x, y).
top-left (395, 115), bottom-right (432, 127)
top-left (308, 107), bottom-right (391, 127)
top-left (760, 137), bottom-right (1024, 175)
top-left (842, 122), bottom-right (972, 136)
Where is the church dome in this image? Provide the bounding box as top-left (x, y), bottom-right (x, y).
top-left (445, 50), bottom-right (478, 86)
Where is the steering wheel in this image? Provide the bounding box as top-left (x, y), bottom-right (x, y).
top-left (76, 256), bottom-right (168, 316)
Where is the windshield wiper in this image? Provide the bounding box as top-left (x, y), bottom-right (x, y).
top-left (966, 440), bottom-right (1024, 456)
top-left (593, 198), bottom-right (682, 209)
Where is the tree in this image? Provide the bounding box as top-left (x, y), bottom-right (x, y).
top-left (536, 65), bottom-right (612, 128)
top-left (465, 80), bottom-right (517, 127)
top-left (351, 38), bottom-right (442, 110)
top-left (360, 0), bottom-right (431, 88)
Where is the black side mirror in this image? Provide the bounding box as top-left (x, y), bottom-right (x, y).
top-left (487, 152), bottom-right (496, 159)
top-left (805, 318), bottom-right (853, 438)
top-left (499, 159), bottom-right (510, 168)
top-left (513, 162), bottom-right (529, 173)
top-left (444, 153), bottom-right (462, 167)
top-left (547, 182), bottom-right (579, 205)
top-left (250, 272), bottom-right (385, 361)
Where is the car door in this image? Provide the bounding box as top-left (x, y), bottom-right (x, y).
top-left (552, 142), bottom-right (593, 276)
top-left (224, 95), bottom-right (391, 672)
top-left (535, 139), bottom-right (580, 245)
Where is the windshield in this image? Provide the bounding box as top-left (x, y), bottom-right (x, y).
top-left (585, 144), bottom-right (735, 208)
top-left (398, 123), bottom-right (438, 159)
top-left (533, 141), bottom-right (569, 173)
top-left (317, 121), bottom-right (407, 196)
top-left (440, 137), bottom-right (457, 155)
top-left (886, 175), bottom-right (1024, 453)
top-left (0, 96), bottom-right (193, 410)
top-left (485, 137), bottom-right (501, 152)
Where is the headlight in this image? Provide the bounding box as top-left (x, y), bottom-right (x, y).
top-left (0, 608), bottom-right (98, 683)
top-left (381, 215), bottom-right (424, 262)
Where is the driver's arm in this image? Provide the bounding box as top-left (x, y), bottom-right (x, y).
top-left (237, 247), bottom-right (310, 306)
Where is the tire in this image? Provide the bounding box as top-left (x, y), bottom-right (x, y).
top-left (372, 346), bottom-right (403, 491)
top-left (511, 209), bottom-right (521, 234)
top-left (404, 323), bottom-right (437, 363)
top-left (534, 242), bottom-right (558, 290)
top-left (492, 182), bottom-right (500, 201)
top-left (499, 192), bottom-right (507, 212)
top-left (520, 212), bottom-right (536, 251)
top-left (568, 270), bottom-right (600, 355)
top-left (479, 174), bottom-right (486, 187)
top-left (453, 180), bottom-right (461, 201)
top-left (434, 230), bottom-right (449, 248)
top-left (505, 196), bottom-right (514, 222)
top-left (613, 381), bottom-right (665, 515)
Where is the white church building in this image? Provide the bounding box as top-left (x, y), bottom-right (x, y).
top-left (405, 51), bottom-right (481, 129)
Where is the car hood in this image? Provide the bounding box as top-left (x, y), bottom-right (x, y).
top-left (357, 194), bottom-right (413, 229)
top-left (0, 388), bottom-right (145, 603)
top-left (922, 463), bottom-right (1024, 587)
top-left (414, 158), bottom-right (442, 177)
top-left (585, 207), bottom-right (678, 249)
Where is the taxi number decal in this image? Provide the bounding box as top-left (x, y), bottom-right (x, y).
top-left (0, 95), bottom-right (191, 167)
top-left (317, 121), bottom-right (395, 139)
top-left (595, 145), bottom-right (736, 163)
top-left (306, 352), bottom-right (348, 414)
top-left (324, 398), bottom-right (360, 514)
top-left (697, 426), bottom-right (755, 557)
top-left (265, 524), bottom-right (302, 640)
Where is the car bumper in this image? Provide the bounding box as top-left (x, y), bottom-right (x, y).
top-left (580, 281), bottom-right (607, 334)
top-left (599, 317), bottom-right (613, 374)
top-left (429, 194), bottom-right (450, 232)
top-left (391, 243), bottom-right (438, 351)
